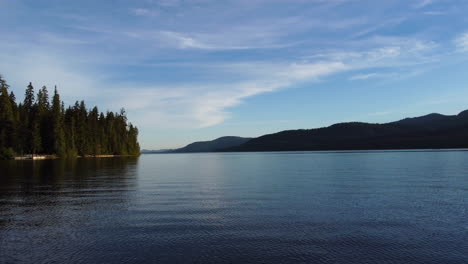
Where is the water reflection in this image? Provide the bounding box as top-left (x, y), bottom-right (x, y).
top-left (0, 158), bottom-right (139, 263)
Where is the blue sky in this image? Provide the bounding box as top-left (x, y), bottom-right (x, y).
top-left (1, 0), bottom-right (468, 149)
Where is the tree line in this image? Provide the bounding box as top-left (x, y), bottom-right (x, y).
top-left (0, 75), bottom-right (140, 159)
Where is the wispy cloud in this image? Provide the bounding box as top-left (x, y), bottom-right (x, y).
top-left (350, 73), bottom-right (382, 80)
top-left (156, 0), bottom-right (182, 7)
top-left (154, 30), bottom-right (293, 50)
top-left (115, 38), bottom-right (438, 129)
top-left (131, 8), bottom-right (160, 17)
top-left (159, 31), bottom-right (215, 50)
top-left (455, 32), bottom-right (468, 52)
top-left (423, 11), bottom-right (447, 15)
top-left (115, 61), bottom-right (349, 129)
top-left (415, 0), bottom-right (434, 8)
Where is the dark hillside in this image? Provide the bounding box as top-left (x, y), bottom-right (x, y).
top-left (225, 110), bottom-right (468, 152)
top-left (172, 136), bottom-right (252, 153)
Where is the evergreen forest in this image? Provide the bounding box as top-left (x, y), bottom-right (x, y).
top-left (0, 75), bottom-right (140, 159)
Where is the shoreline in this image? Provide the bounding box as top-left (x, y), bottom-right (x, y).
top-left (12, 154), bottom-right (139, 160)
top-left (142, 148), bottom-right (468, 155)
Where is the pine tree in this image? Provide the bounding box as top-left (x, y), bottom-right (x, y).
top-left (24, 82), bottom-right (35, 109)
top-left (23, 83), bottom-right (42, 155)
top-left (52, 87), bottom-right (66, 156)
top-left (37, 86), bottom-right (53, 153)
top-left (37, 86), bottom-right (50, 111)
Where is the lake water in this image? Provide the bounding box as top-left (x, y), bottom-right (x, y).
top-left (0, 151), bottom-right (467, 263)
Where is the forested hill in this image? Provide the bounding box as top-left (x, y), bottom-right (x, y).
top-left (170, 136), bottom-right (252, 153)
top-left (0, 75), bottom-right (140, 159)
top-left (224, 111), bottom-right (468, 152)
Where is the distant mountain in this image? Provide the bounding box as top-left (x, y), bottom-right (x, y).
top-left (141, 149), bottom-right (174, 154)
top-left (171, 136), bottom-right (252, 153)
top-left (224, 110), bottom-right (468, 152)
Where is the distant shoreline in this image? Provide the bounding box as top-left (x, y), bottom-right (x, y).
top-left (141, 148), bottom-right (468, 155)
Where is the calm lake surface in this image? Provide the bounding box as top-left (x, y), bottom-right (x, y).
top-left (1, 151), bottom-right (467, 263)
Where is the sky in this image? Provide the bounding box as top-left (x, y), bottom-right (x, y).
top-left (1, 0), bottom-right (468, 149)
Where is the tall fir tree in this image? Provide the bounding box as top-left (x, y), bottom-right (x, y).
top-left (24, 82), bottom-right (35, 109)
top-left (22, 83), bottom-right (39, 154)
top-left (52, 87), bottom-right (66, 156)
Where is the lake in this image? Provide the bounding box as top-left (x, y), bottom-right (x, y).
top-left (1, 151), bottom-right (467, 263)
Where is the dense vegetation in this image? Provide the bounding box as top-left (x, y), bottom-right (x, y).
top-left (0, 75), bottom-right (140, 159)
top-left (224, 111), bottom-right (468, 152)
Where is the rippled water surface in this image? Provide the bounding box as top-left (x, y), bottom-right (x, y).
top-left (1, 152), bottom-right (467, 263)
